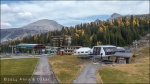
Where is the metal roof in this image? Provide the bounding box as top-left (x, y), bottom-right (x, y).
top-left (113, 52), bottom-right (133, 58)
top-left (75, 47), bottom-right (91, 52)
top-left (17, 43), bottom-right (38, 46)
top-left (16, 43), bottom-right (45, 49)
top-left (93, 45), bottom-right (116, 47)
top-left (61, 46), bottom-right (82, 47)
top-left (116, 47), bottom-right (125, 50)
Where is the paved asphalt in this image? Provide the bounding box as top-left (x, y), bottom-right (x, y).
top-left (73, 62), bottom-right (102, 83)
top-left (30, 56), bottom-right (58, 84)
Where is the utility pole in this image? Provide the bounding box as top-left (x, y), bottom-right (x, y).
top-left (0, 45), bottom-right (1, 54)
top-left (9, 45), bottom-right (16, 56)
top-left (132, 40), bottom-right (139, 56)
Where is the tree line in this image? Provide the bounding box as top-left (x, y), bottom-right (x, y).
top-left (1, 14), bottom-right (149, 52)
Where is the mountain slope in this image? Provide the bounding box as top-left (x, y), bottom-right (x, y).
top-left (1, 19), bottom-right (63, 43)
top-left (94, 13), bottom-right (123, 22)
top-left (108, 13), bottom-right (123, 20)
top-left (94, 13), bottom-right (149, 23)
top-left (21, 19), bottom-right (63, 31)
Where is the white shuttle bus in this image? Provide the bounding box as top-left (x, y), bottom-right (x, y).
top-left (91, 45), bottom-right (117, 57)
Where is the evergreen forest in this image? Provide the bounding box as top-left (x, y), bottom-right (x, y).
top-left (1, 14), bottom-right (149, 52)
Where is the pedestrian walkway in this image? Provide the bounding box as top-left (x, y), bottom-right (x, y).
top-left (30, 56), bottom-right (58, 84)
top-left (73, 63), bottom-right (102, 83)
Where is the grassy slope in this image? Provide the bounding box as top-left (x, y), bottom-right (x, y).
top-left (1, 58), bottom-right (38, 75)
top-left (48, 55), bottom-right (83, 83)
top-left (97, 47), bottom-right (149, 83)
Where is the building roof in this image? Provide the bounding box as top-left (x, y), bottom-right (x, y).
top-left (114, 47), bottom-right (126, 52)
top-left (93, 45), bottom-right (116, 47)
top-left (51, 35), bottom-right (71, 38)
top-left (16, 43), bottom-right (45, 49)
top-left (113, 52), bottom-right (133, 58)
top-left (116, 47), bottom-right (125, 50)
top-left (75, 47), bottom-right (91, 52)
top-left (17, 43), bottom-right (38, 46)
top-left (61, 46), bottom-right (82, 47)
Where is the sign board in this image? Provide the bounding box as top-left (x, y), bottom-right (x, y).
top-left (16, 46), bottom-right (32, 49)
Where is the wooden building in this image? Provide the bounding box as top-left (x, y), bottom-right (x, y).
top-left (51, 35), bottom-right (71, 47)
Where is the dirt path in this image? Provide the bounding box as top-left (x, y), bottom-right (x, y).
top-left (30, 56), bottom-right (58, 84)
top-left (73, 63), bottom-right (102, 83)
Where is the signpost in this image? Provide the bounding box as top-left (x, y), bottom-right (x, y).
top-left (132, 40), bottom-right (139, 55)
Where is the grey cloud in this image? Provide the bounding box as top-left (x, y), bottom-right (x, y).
top-left (1, 1), bottom-right (149, 28)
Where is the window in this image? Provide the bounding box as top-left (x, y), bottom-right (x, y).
top-left (93, 47), bottom-right (96, 55)
top-left (119, 57), bottom-right (124, 60)
top-left (97, 47), bottom-right (101, 55)
top-left (93, 47), bottom-right (101, 55)
top-left (104, 47), bottom-right (117, 55)
top-left (81, 52), bottom-right (84, 53)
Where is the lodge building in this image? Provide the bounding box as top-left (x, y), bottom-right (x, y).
top-left (61, 46), bottom-right (82, 55)
top-left (51, 35), bottom-right (71, 47)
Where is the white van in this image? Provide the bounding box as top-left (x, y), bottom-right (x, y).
top-left (91, 45), bottom-right (117, 57)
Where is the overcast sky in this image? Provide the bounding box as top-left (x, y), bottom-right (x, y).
top-left (1, 1), bottom-right (149, 29)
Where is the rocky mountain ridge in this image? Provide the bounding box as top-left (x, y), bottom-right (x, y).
top-left (1, 19), bottom-right (63, 43)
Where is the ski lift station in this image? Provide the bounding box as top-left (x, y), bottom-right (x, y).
top-left (88, 45), bottom-right (134, 64)
top-left (91, 45), bottom-right (117, 57)
top-left (16, 43), bottom-right (46, 54)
